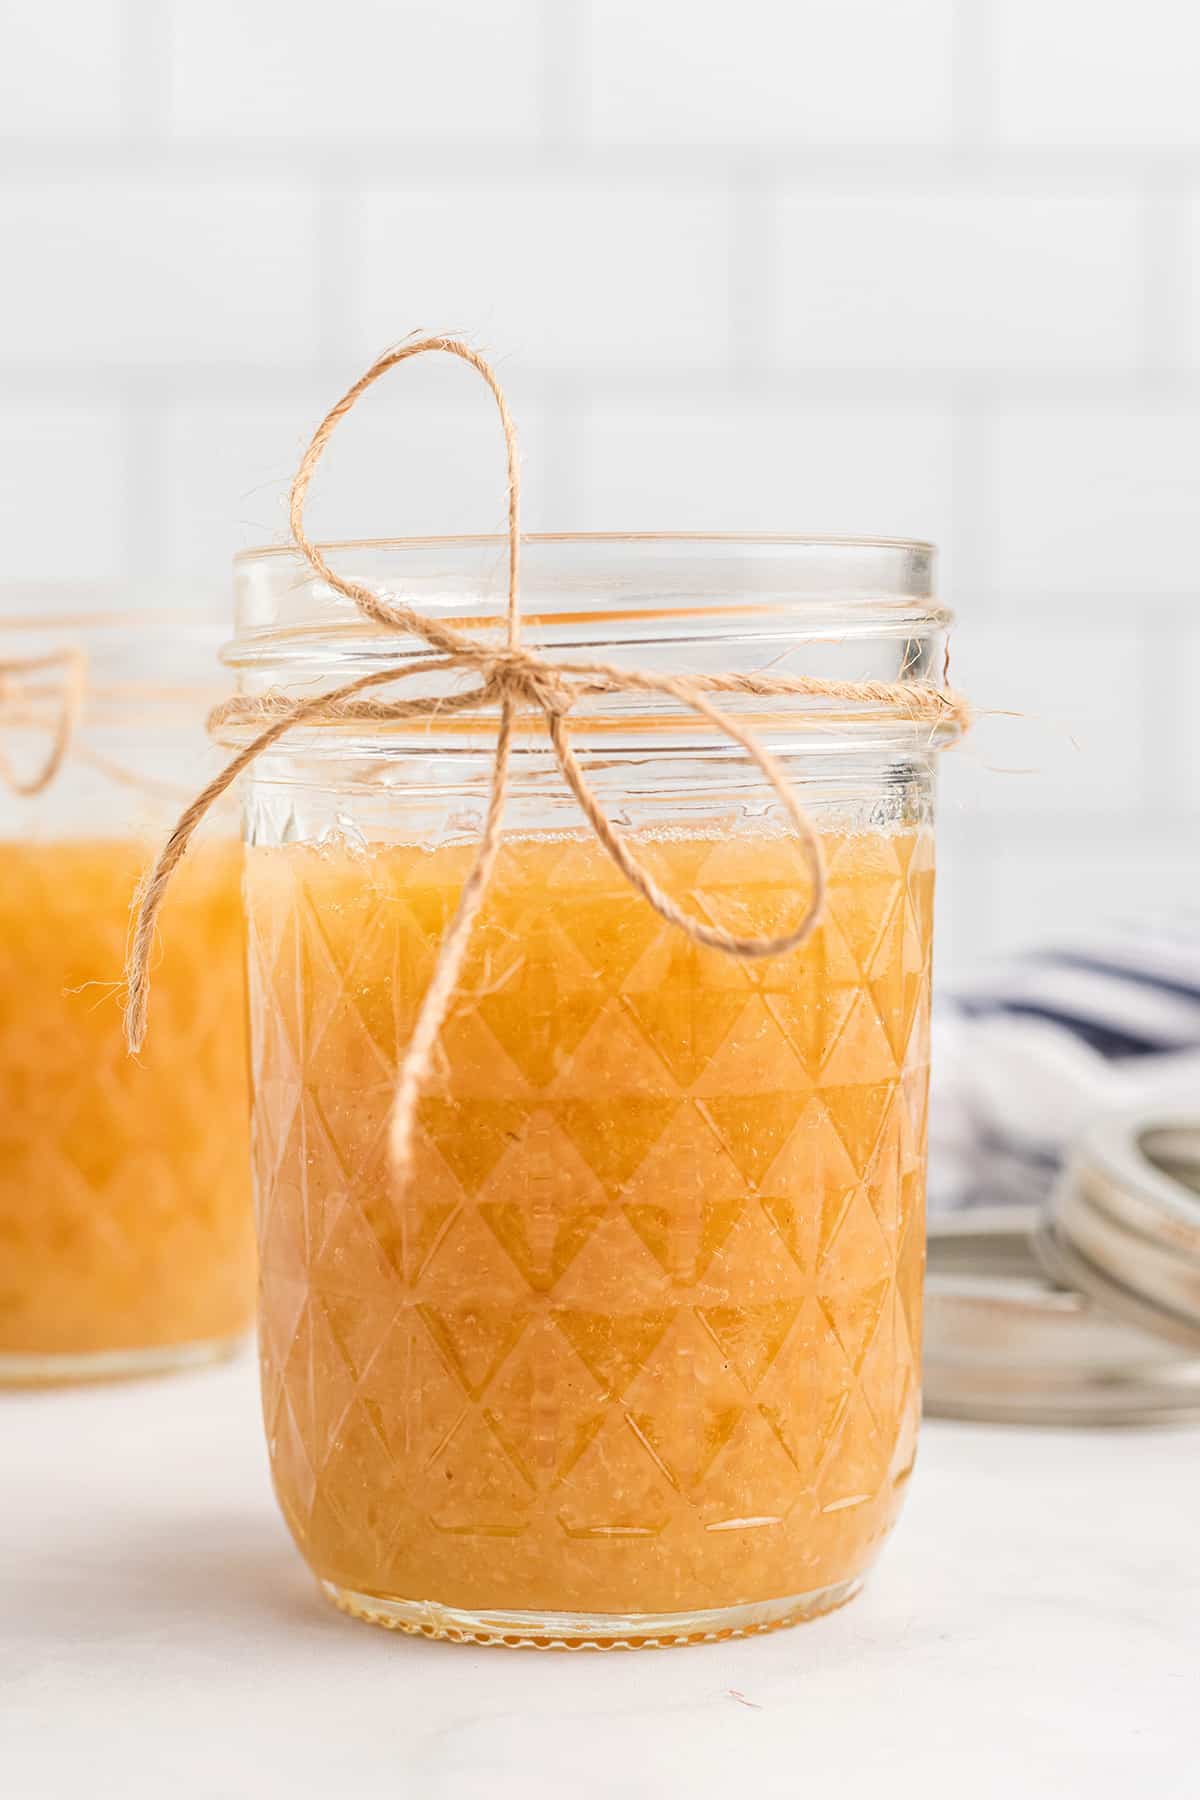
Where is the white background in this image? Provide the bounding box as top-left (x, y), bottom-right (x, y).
top-left (2, 12), bottom-right (1197, 1790)
top-left (1, 0), bottom-right (1198, 976)
top-left (3, 1356), bottom-right (1194, 1799)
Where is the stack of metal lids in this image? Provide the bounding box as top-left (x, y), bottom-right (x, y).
top-left (924, 1115), bottom-right (1200, 1425)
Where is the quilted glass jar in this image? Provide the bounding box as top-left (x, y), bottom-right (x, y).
top-left (0, 608), bottom-right (254, 1383)
top-left (227, 534), bottom-right (959, 1648)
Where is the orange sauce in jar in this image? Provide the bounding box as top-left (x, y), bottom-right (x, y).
top-left (0, 839), bottom-right (254, 1374)
top-left (248, 827), bottom-right (932, 1635)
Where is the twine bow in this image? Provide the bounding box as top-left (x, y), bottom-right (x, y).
top-left (124, 335), bottom-right (969, 1180)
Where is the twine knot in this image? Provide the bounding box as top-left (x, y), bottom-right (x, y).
top-left (481, 646), bottom-right (569, 716)
top-left (124, 334), bottom-right (968, 1182)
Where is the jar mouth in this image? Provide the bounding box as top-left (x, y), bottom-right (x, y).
top-left (0, 610), bottom-right (224, 637)
top-left (0, 594), bottom-right (228, 695)
top-left (235, 529), bottom-right (936, 563)
top-left (231, 533), bottom-right (946, 647)
top-left (225, 533), bottom-right (958, 750)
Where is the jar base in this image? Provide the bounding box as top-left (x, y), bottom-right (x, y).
top-left (320, 1575), bottom-right (863, 1650)
top-left (0, 1333), bottom-right (247, 1388)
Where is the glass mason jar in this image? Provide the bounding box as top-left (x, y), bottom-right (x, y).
top-left (0, 608), bottom-right (255, 1384)
top-left (227, 534), bottom-right (959, 1648)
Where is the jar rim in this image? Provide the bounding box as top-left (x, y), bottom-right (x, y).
top-left (0, 598), bottom-right (228, 695)
top-left (227, 533), bottom-right (956, 746)
top-left (235, 529), bottom-right (936, 566)
top-left (0, 610), bottom-right (222, 633)
top-left (231, 532), bottom-right (945, 647)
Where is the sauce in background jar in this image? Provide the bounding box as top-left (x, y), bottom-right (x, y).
top-left (0, 609), bottom-right (254, 1384)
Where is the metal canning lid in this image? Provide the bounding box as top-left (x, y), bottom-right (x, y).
top-left (924, 1206), bottom-right (1200, 1426)
top-left (1040, 1116), bottom-right (1200, 1352)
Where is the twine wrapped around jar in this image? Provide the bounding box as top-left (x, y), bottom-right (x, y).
top-left (124, 334), bottom-right (970, 1180)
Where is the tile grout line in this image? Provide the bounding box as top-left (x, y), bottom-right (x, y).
top-left (120, 0), bottom-right (169, 140)
top-left (6, 136), bottom-right (1200, 182)
top-left (2, 368), bottom-right (1197, 405)
top-left (314, 174), bottom-right (358, 366)
top-left (951, 0), bottom-right (992, 147)
top-left (727, 162), bottom-right (773, 386)
top-left (947, 387), bottom-right (983, 621)
top-left (535, 373), bottom-right (584, 531)
top-left (1139, 178), bottom-right (1194, 384)
top-left (540, 0), bottom-right (586, 151)
top-left (119, 374), bottom-right (168, 580)
top-left (943, 388), bottom-right (991, 955)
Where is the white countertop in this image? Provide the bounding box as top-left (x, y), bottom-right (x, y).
top-left (3, 1353), bottom-right (1194, 1800)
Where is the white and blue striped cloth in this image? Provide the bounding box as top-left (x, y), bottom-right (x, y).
top-left (929, 920), bottom-right (1200, 1213)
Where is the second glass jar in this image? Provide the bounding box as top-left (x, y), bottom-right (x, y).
top-left (0, 608), bottom-right (254, 1383)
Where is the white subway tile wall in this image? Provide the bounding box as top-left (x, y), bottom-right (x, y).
top-left (166, 0), bottom-right (545, 142)
top-left (0, 2), bottom-right (126, 136)
top-left (0, 178), bottom-right (321, 365)
top-left (988, 0), bottom-right (1200, 146)
top-left (0, 404), bottom-right (128, 579)
top-left (771, 186), bottom-right (1145, 371)
top-left (356, 180), bottom-right (733, 370)
top-left (583, 0), bottom-right (958, 145)
top-left (0, 0), bottom-right (1195, 974)
top-left (160, 361), bottom-right (556, 576)
top-left (573, 403), bottom-right (955, 544)
top-left (976, 407), bottom-right (1200, 598)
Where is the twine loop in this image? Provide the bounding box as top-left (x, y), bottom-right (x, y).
top-left (124, 333), bottom-right (969, 1181)
top-left (0, 647), bottom-right (88, 797)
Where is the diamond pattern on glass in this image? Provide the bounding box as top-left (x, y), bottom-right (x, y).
top-left (247, 828), bottom-right (932, 1614)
